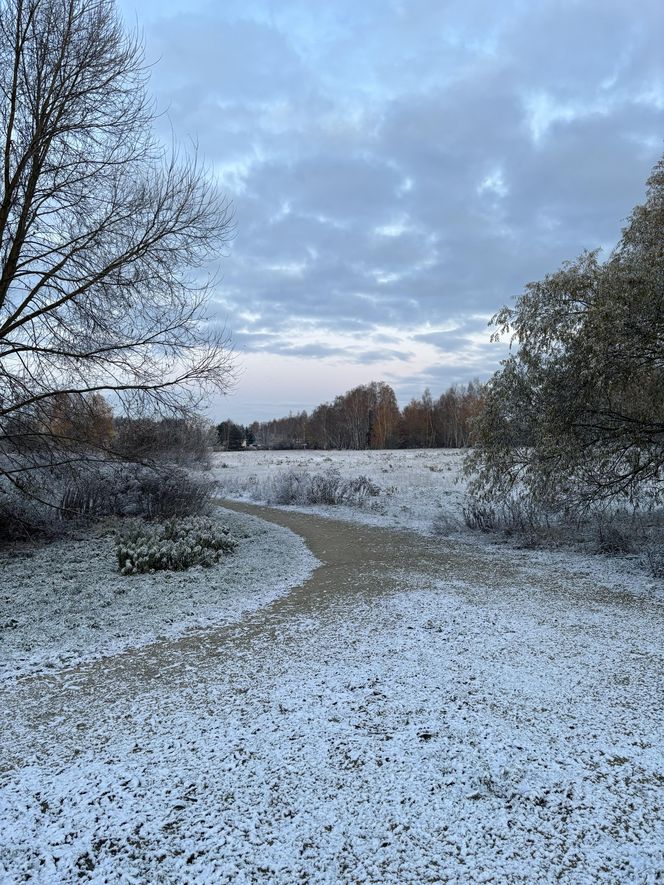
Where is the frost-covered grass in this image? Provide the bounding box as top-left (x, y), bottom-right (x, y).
top-left (213, 448), bottom-right (467, 534)
top-left (0, 508), bottom-right (317, 680)
top-left (1, 452), bottom-right (663, 882)
top-left (212, 449), bottom-right (664, 575)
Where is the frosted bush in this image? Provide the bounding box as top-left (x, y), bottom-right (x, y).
top-left (60, 465), bottom-right (216, 520)
top-left (116, 516), bottom-right (237, 575)
top-left (271, 470), bottom-right (307, 505)
top-left (344, 474), bottom-right (380, 504)
top-left (269, 469), bottom-right (380, 507)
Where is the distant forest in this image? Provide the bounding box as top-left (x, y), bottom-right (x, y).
top-left (218, 380), bottom-right (484, 450)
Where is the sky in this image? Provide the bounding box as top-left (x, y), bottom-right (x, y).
top-left (118, 0), bottom-right (664, 424)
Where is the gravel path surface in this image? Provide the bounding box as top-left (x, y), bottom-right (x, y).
top-left (2, 502), bottom-right (663, 883)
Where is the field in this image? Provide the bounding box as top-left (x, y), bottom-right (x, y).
top-left (213, 447), bottom-right (470, 534)
top-left (1, 450), bottom-right (663, 882)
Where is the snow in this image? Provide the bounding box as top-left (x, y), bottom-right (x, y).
top-left (0, 508), bottom-right (318, 681)
top-left (212, 448), bottom-right (663, 600)
top-left (211, 447), bottom-right (468, 534)
top-left (1, 451), bottom-right (663, 882)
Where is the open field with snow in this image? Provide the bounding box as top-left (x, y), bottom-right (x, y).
top-left (212, 448), bottom-right (471, 534)
top-left (211, 448), bottom-right (664, 588)
top-left (1, 450), bottom-right (663, 882)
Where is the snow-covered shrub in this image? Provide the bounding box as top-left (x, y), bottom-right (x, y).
top-left (431, 509), bottom-right (458, 535)
top-left (0, 481), bottom-right (54, 540)
top-left (594, 522), bottom-right (634, 555)
top-left (645, 544), bottom-right (664, 578)
top-left (60, 465), bottom-right (216, 520)
top-left (462, 499), bottom-right (498, 532)
top-left (343, 474), bottom-right (380, 504)
top-left (463, 494), bottom-right (551, 543)
top-left (116, 516), bottom-right (237, 575)
top-left (271, 470), bottom-right (308, 505)
top-left (60, 469), bottom-right (118, 518)
top-left (269, 469), bottom-right (381, 508)
top-left (307, 469), bottom-right (346, 504)
top-left (135, 469), bottom-right (216, 518)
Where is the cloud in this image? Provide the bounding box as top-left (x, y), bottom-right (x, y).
top-left (118, 0), bottom-right (664, 421)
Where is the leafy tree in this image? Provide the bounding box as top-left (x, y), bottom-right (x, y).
top-left (466, 155), bottom-right (664, 514)
top-left (368, 382), bottom-right (401, 449)
top-left (0, 0), bottom-right (233, 510)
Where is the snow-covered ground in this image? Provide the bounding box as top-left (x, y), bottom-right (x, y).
top-left (211, 448), bottom-right (662, 594)
top-left (212, 447), bottom-right (468, 534)
top-left (1, 451), bottom-right (663, 883)
top-left (0, 508), bottom-right (318, 681)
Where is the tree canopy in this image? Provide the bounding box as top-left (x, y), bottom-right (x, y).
top-left (467, 155), bottom-right (664, 514)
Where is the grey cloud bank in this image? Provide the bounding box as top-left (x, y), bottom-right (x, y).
top-left (120, 0), bottom-right (664, 422)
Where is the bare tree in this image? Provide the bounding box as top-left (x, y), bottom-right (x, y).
top-left (0, 0), bottom-right (234, 508)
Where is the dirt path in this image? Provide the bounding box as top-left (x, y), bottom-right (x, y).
top-left (2, 503), bottom-right (511, 745)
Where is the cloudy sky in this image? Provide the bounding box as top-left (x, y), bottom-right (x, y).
top-left (119, 0), bottom-right (663, 423)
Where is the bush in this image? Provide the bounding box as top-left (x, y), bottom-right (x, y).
top-left (60, 465), bottom-right (216, 520)
top-left (114, 416), bottom-right (212, 467)
top-left (594, 519), bottom-right (634, 555)
top-left (462, 500), bottom-right (499, 532)
top-left (431, 509), bottom-right (457, 535)
top-left (0, 483), bottom-right (55, 541)
top-left (344, 474), bottom-right (381, 504)
top-left (116, 516), bottom-right (237, 575)
top-left (133, 470), bottom-right (216, 519)
top-left (271, 470), bottom-right (308, 505)
top-left (645, 545), bottom-right (664, 578)
top-left (269, 469), bottom-right (381, 507)
top-left (462, 490), bottom-right (664, 572)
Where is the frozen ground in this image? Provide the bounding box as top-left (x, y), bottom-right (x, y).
top-left (1, 454), bottom-right (663, 883)
top-left (212, 448), bottom-right (662, 595)
top-left (0, 508), bottom-right (318, 681)
top-left (211, 447), bottom-right (468, 534)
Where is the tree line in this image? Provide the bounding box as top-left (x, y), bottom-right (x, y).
top-left (219, 380), bottom-right (484, 450)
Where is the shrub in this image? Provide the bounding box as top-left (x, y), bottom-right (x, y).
top-left (462, 500), bottom-right (499, 532)
top-left (60, 465), bottom-right (216, 520)
top-left (307, 469), bottom-right (346, 505)
top-left (431, 509), bottom-right (456, 535)
top-left (269, 469), bottom-right (381, 508)
top-left (594, 521), bottom-right (634, 555)
top-left (344, 474), bottom-right (381, 504)
top-left (0, 482), bottom-right (54, 541)
top-left (645, 545), bottom-right (664, 578)
top-left (116, 516), bottom-right (237, 575)
top-left (463, 489), bottom-right (664, 571)
top-left (462, 495), bottom-right (552, 546)
top-left (114, 416), bottom-right (212, 466)
top-left (134, 469), bottom-right (216, 519)
top-left (271, 470), bottom-right (308, 505)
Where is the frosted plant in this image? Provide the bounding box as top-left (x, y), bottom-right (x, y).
top-left (116, 517), bottom-right (237, 575)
